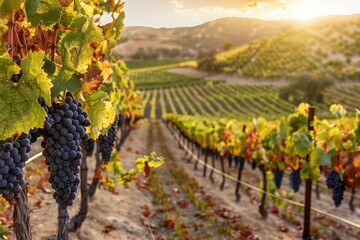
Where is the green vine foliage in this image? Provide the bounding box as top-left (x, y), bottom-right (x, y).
top-left (0, 1), bottom-right (155, 189)
top-left (0, 0), bottom-right (140, 140)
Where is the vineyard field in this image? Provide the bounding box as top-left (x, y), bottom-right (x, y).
top-left (136, 71), bottom-right (360, 120)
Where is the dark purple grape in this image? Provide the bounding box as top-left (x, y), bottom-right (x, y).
top-left (40, 93), bottom-right (90, 208)
top-left (273, 169), bottom-right (284, 189)
top-left (99, 117), bottom-right (118, 163)
top-left (289, 169), bottom-right (301, 193)
top-left (326, 170), bottom-right (345, 207)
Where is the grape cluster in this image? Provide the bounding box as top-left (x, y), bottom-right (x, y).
top-left (289, 169), bottom-right (301, 192)
top-left (273, 169), bottom-right (284, 189)
top-left (42, 93), bottom-right (90, 209)
top-left (99, 117), bottom-right (118, 163)
top-left (84, 139), bottom-right (95, 157)
top-left (326, 170), bottom-right (345, 207)
top-left (11, 56), bottom-right (23, 83)
top-left (0, 133), bottom-right (31, 203)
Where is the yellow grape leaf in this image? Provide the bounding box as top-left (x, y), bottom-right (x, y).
top-left (100, 60), bottom-right (113, 81)
top-left (60, 17), bottom-right (103, 73)
top-left (84, 92), bottom-right (116, 139)
top-left (0, 52), bottom-right (52, 140)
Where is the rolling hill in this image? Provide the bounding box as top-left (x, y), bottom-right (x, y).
top-left (210, 14), bottom-right (360, 80)
top-left (113, 17), bottom-right (296, 59)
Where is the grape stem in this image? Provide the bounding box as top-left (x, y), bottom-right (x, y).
top-left (51, 23), bottom-right (60, 62)
top-left (13, 24), bottom-right (26, 58)
top-left (7, 12), bottom-right (15, 57)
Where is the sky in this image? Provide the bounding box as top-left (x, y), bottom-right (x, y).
top-left (122, 0), bottom-right (360, 28)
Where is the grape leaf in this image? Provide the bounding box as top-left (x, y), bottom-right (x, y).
top-left (60, 17), bottom-right (103, 73)
top-left (0, 0), bottom-right (22, 16)
top-left (51, 70), bottom-right (81, 98)
top-left (74, 0), bottom-right (95, 17)
top-left (42, 55), bottom-right (56, 75)
top-left (0, 52), bottom-right (52, 140)
top-left (292, 132), bottom-right (311, 157)
top-left (83, 92), bottom-right (116, 139)
top-left (103, 9), bottom-right (125, 41)
top-left (82, 69), bottom-right (104, 94)
top-left (24, 0), bottom-right (62, 26)
top-left (311, 147), bottom-right (331, 167)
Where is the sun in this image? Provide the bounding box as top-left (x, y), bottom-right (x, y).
top-left (290, 0), bottom-right (322, 20)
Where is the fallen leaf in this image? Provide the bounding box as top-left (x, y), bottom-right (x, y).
top-left (102, 224), bottom-right (116, 234)
top-left (177, 199), bottom-right (189, 208)
top-left (278, 225), bottom-right (289, 233)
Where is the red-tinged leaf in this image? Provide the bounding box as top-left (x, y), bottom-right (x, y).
top-left (141, 204), bottom-right (156, 217)
top-left (268, 206), bottom-right (279, 214)
top-left (102, 224), bottom-right (116, 234)
top-left (144, 162), bottom-right (151, 177)
top-left (82, 69), bottom-right (104, 94)
top-left (278, 225), bottom-right (289, 233)
top-left (177, 199), bottom-right (189, 208)
top-left (95, 165), bottom-right (103, 180)
top-left (335, 222), bottom-right (343, 229)
top-left (164, 219), bottom-right (175, 229)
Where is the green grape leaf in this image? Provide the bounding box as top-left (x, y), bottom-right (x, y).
top-left (51, 70), bottom-right (81, 99)
top-left (60, 17), bottom-right (103, 73)
top-left (0, 52), bottom-right (52, 140)
top-left (83, 92), bottom-right (116, 139)
top-left (74, 0), bottom-right (95, 17)
top-left (0, 0), bottom-right (22, 16)
top-left (89, 90), bottom-right (107, 101)
top-left (42, 55), bottom-right (57, 76)
top-left (311, 147), bottom-right (331, 167)
top-left (292, 132), bottom-right (311, 157)
top-left (24, 0), bottom-right (62, 26)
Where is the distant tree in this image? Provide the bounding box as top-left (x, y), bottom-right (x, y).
top-left (197, 50), bottom-right (220, 73)
top-left (223, 40), bottom-right (235, 52)
top-left (279, 72), bottom-right (334, 105)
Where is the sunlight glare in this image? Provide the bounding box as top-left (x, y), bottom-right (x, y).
top-left (291, 0), bottom-right (320, 20)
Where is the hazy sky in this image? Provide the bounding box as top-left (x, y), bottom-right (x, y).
top-left (123, 0), bottom-right (360, 28)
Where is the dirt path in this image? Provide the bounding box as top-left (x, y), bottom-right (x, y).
top-left (29, 123), bottom-right (156, 240)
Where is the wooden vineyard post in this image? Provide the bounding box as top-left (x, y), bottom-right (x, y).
top-left (194, 145), bottom-right (201, 171)
top-left (235, 157), bottom-right (245, 202)
top-left (209, 150), bottom-right (215, 183)
top-left (203, 148), bottom-right (208, 177)
top-left (303, 106), bottom-right (315, 240)
top-left (235, 125), bottom-right (247, 202)
top-left (219, 156), bottom-right (226, 191)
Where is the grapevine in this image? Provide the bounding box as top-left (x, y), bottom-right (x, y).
top-left (0, 1), bottom-right (163, 239)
